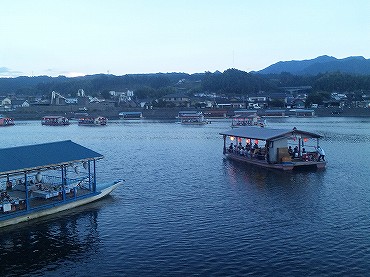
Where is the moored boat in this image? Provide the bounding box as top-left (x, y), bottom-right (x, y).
top-left (231, 114), bottom-right (266, 128)
top-left (220, 126), bottom-right (326, 171)
top-left (178, 111), bottom-right (209, 125)
top-left (42, 116), bottom-right (70, 126)
top-left (0, 140), bottom-right (123, 228)
top-left (78, 116), bottom-right (107, 126)
top-left (0, 116), bottom-right (15, 126)
top-left (119, 111), bottom-right (143, 120)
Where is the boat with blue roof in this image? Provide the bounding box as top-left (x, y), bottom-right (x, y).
top-left (220, 126), bottom-right (326, 171)
top-left (0, 140), bottom-right (123, 228)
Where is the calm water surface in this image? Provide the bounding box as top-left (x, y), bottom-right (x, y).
top-left (0, 117), bottom-right (370, 276)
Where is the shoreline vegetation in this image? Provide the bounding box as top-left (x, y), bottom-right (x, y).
top-left (3, 107), bottom-right (370, 120)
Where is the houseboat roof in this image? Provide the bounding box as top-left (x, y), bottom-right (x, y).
top-left (220, 126), bottom-right (322, 140)
top-left (0, 140), bottom-right (103, 176)
top-left (42, 115), bottom-right (67, 119)
top-left (119, 111), bottom-right (142, 115)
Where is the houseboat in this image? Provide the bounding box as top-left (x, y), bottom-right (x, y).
top-left (78, 116), bottom-right (107, 126)
top-left (119, 111), bottom-right (143, 119)
top-left (220, 126), bottom-right (326, 171)
top-left (0, 140), bottom-right (124, 228)
top-left (42, 116), bottom-right (70, 126)
top-left (0, 116), bottom-right (15, 126)
top-left (260, 109), bottom-right (289, 118)
top-left (178, 111), bottom-right (208, 125)
top-left (231, 114), bottom-right (266, 128)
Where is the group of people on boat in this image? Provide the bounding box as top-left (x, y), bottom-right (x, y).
top-left (228, 142), bottom-right (267, 160)
top-left (288, 145), bottom-right (325, 161)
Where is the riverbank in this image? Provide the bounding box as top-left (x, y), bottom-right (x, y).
top-left (2, 106), bottom-right (370, 120)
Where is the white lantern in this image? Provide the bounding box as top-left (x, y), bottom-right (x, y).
top-left (36, 172), bottom-right (42, 182)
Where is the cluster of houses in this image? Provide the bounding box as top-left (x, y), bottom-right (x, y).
top-left (161, 89), bottom-right (370, 110)
top-left (1, 86), bottom-right (369, 113)
top-left (0, 89), bottom-right (136, 112)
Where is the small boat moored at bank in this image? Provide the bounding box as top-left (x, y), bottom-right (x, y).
top-left (42, 116), bottom-right (70, 126)
top-left (220, 126), bottom-right (326, 171)
top-left (119, 111), bottom-right (143, 120)
top-left (0, 140), bottom-right (124, 228)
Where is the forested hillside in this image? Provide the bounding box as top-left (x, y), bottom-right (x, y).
top-left (1, 70), bottom-right (370, 100)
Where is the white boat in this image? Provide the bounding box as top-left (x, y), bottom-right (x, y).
top-left (0, 140), bottom-right (123, 228)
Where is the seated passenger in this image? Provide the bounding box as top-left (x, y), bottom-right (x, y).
top-left (228, 143), bottom-right (234, 152)
top-left (293, 146), bottom-right (299, 158)
top-left (288, 146), bottom-right (293, 156)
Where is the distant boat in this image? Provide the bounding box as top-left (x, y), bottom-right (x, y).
top-left (178, 111), bottom-right (208, 125)
top-left (0, 140), bottom-right (124, 228)
top-left (42, 116), bottom-right (70, 126)
top-left (0, 115), bottom-right (15, 126)
top-left (119, 111), bottom-right (143, 120)
top-left (78, 116), bottom-right (107, 126)
top-left (231, 114), bottom-right (266, 128)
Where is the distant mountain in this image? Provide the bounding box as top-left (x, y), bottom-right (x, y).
top-left (258, 55), bottom-right (370, 75)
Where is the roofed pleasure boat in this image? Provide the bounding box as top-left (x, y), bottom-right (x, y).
top-left (178, 111), bottom-right (208, 125)
top-left (0, 116), bottom-right (15, 126)
top-left (0, 140), bottom-right (124, 228)
top-left (41, 116), bottom-right (70, 126)
top-left (220, 126), bottom-right (326, 171)
top-left (78, 116), bottom-right (107, 126)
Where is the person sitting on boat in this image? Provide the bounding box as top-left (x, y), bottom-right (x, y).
top-left (302, 148), bottom-right (308, 161)
top-left (253, 143), bottom-right (259, 149)
top-left (293, 146), bottom-right (299, 158)
top-left (238, 142), bottom-right (243, 150)
top-left (228, 143), bottom-right (234, 153)
top-left (288, 146), bottom-right (293, 157)
top-left (316, 146), bottom-right (325, 161)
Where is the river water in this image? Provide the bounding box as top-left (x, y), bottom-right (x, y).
top-left (0, 117), bottom-right (369, 276)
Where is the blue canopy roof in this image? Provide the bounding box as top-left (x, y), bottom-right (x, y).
top-left (0, 140), bottom-right (103, 176)
top-left (220, 126), bottom-right (322, 140)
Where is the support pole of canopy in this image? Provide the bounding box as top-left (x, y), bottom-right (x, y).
top-left (93, 159), bottom-right (97, 193)
top-left (88, 160), bottom-right (91, 190)
top-left (24, 172), bottom-right (30, 211)
top-left (62, 166), bottom-right (66, 201)
top-left (223, 135), bottom-right (226, 154)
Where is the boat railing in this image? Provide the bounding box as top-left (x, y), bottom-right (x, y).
top-left (0, 174), bottom-right (93, 192)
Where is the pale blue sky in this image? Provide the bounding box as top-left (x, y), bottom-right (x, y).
top-left (1, 0), bottom-right (369, 77)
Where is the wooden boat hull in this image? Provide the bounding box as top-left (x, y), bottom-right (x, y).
top-left (0, 180), bottom-right (123, 228)
top-left (225, 153), bottom-right (326, 171)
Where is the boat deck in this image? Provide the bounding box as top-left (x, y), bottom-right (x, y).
top-left (1, 187), bottom-right (93, 214)
top-left (225, 152), bottom-right (326, 170)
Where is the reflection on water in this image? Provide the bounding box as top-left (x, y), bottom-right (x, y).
top-left (0, 201), bottom-right (103, 277)
top-left (0, 118), bottom-right (369, 276)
